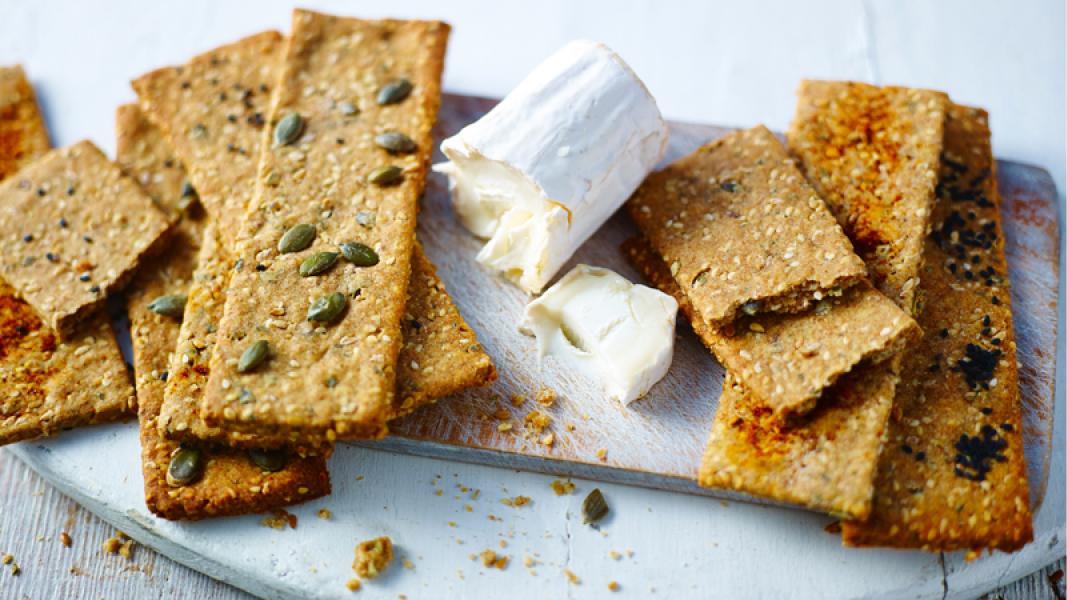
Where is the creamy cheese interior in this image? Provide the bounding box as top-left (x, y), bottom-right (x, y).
top-left (519, 265), bottom-right (678, 405)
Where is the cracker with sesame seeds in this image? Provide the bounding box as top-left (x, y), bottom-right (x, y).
top-left (0, 99), bottom-right (135, 445)
top-left (623, 236), bottom-right (917, 418)
top-left (199, 11), bottom-right (451, 444)
top-left (626, 126), bottom-right (868, 329)
top-left (842, 105), bottom-right (1032, 552)
top-left (0, 66), bottom-right (50, 181)
top-left (0, 140), bottom-right (176, 339)
top-left (787, 80), bottom-right (947, 314)
top-left (131, 31), bottom-right (284, 252)
top-left (624, 236), bottom-right (908, 518)
top-left (118, 106), bottom-right (330, 520)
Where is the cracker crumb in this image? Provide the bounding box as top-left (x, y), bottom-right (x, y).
top-left (102, 537), bottom-right (121, 554)
top-left (478, 549), bottom-right (509, 570)
top-left (524, 411), bottom-right (552, 433)
top-left (118, 539), bottom-right (135, 560)
top-left (492, 406), bottom-right (510, 420)
top-left (317, 508), bottom-right (333, 520)
top-left (609, 550), bottom-right (622, 560)
top-left (500, 495), bottom-right (531, 507)
top-left (353, 536), bottom-right (393, 580)
top-left (540, 432), bottom-right (555, 447)
top-left (565, 568), bottom-right (581, 585)
top-left (523, 555), bottom-right (537, 568)
top-left (497, 422), bottom-right (513, 433)
top-left (608, 580), bottom-right (620, 591)
top-left (596, 448), bottom-right (607, 461)
top-left (551, 479), bottom-right (576, 495)
top-left (261, 509), bottom-right (298, 529)
top-left (402, 558), bottom-right (415, 570)
top-left (1, 554), bottom-right (11, 565)
top-left (535, 387), bottom-right (557, 407)
top-left (346, 578), bottom-right (361, 591)
top-left (60, 531), bottom-right (72, 547)
top-left (9, 562), bottom-right (19, 576)
top-left (509, 394), bottom-right (526, 407)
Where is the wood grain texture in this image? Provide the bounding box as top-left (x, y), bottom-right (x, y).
top-left (0, 450), bottom-right (1060, 599)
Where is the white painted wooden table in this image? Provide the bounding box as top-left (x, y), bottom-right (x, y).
top-left (0, 1), bottom-right (1063, 598)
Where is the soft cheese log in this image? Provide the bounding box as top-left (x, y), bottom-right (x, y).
top-left (435, 40), bottom-right (668, 293)
top-left (520, 264), bottom-right (677, 405)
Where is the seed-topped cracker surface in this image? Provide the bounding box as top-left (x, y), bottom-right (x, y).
top-left (200, 11), bottom-right (450, 443)
top-left (626, 126), bottom-right (867, 327)
top-left (787, 80), bottom-right (947, 313)
top-left (132, 31), bottom-right (284, 252)
top-left (0, 66), bottom-right (50, 181)
top-left (118, 104), bottom-right (330, 520)
top-left (842, 105), bottom-right (1032, 552)
top-left (0, 89), bottom-right (135, 446)
top-left (0, 140), bottom-right (175, 339)
top-left (624, 237), bottom-right (905, 518)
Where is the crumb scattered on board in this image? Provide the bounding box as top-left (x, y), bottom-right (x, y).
top-left (353, 536), bottom-right (393, 580)
top-left (262, 510), bottom-right (298, 529)
top-left (500, 495), bottom-right (531, 507)
top-left (551, 479), bottom-right (576, 495)
top-left (478, 549), bottom-right (509, 570)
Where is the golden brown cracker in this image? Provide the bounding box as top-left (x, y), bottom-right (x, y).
top-left (0, 66), bottom-right (50, 181)
top-left (626, 125), bottom-right (867, 327)
top-left (0, 140), bottom-right (175, 339)
top-left (787, 80), bottom-right (947, 313)
top-left (842, 105), bottom-right (1032, 552)
top-left (201, 11), bottom-right (450, 443)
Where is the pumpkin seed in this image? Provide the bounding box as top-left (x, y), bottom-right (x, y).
top-left (167, 446), bottom-right (203, 487)
top-left (376, 78), bottom-right (412, 105)
top-left (340, 242), bottom-right (379, 267)
top-left (147, 294), bottom-right (187, 319)
top-left (299, 251), bottom-right (339, 277)
top-left (278, 223), bottom-right (316, 254)
top-left (374, 131), bottom-right (416, 154)
top-left (237, 340), bottom-right (270, 373)
top-left (581, 488), bottom-right (609, 524)
top-left (273, 112), bottom-right (305, 147)
top-left (248, 448), bottom-right (288, 472)
top-left (307, 292), bottom-right (347, 323)
top-left (338, 101), bottom-right (359, 116)
top-left (368, 165), bottom-right (403, 186)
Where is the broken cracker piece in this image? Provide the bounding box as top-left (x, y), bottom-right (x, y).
top-left (0, 66), bottom-right (50, 181)
top-left (0, 140), bottom-right (175, 339)
top-left (354, 536), bottom-right (394, 579)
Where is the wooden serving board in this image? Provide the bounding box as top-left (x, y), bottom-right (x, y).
top-left (365, 94), bottom-right (1062, 510)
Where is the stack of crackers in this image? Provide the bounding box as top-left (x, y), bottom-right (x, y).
top-left (625, 84), bottom-right (1032, 554)
top-left (0, 10), bottom-right (496, 521)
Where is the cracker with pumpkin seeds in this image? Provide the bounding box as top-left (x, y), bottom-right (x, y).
top-left (842, 105), bottom-right (1032, 552)
top-left (118, 106), bottom-right (330, 519)
top-left (626, 126), bottom-right (868, 328)
top-left (0, 94), bottom-right (135, 446)
top-left (623, 236), bottom-right (917, 417)
top-left (199, 11), bottom-right (451, 443)
top-left (161, 239), bottom-right (496, 448)
top-left (0, 66), bottom-right (50, 181)
top-left (0, 141), bottom-right (176, 339)
top-left (131, 31), bottom-right (284, 252)
top-left (787, 80), bottom-right (947, 314)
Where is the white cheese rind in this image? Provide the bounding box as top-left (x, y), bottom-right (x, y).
top-left (519, 265), bottom-right (678, 405)
top-left (434, 40), bottom-right (669, 293)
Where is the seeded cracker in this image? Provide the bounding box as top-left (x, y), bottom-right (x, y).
top-left (624, 237), bottom-right (906, 518)
top-left (626, 126), bottom-right (867, 328)
top-left (200, 11), bottom-right (451, 442)
top-left (787, 80), bottom-right (947, 314)
top-left (0, 66), bottom-right (50, 181)
top-left (0, 85), bottom-right (135, 446)
top-left (117, 106), bottom-right (329, 519)
top-left (842, 105), bottom-right (1032, 552)
top-left (0, 141), bottom-right (175, 339)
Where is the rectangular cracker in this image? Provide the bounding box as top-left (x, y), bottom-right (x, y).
top-left (842, 105), bottom-right (1032, 551)
top-left (160, 235), bottom-right (496, 449)
top-left (0, 66), bottom-right (50, 181)
top-left (117, 105), bottom-right (329, 519)
top-left (624, 236), bottom-right (917, 417)
top-left (787, 80), bottom-right (947, 313)
top-left (131, 31), bottom-right (284, 252)
top-left (0, 140), bottom-right (175, 339)
top-left (624, 237), bottom-right (904, 518)
top-left (626, 125), bottom-right (868, 328)
top-left (0, 88), bottom-right (135, 446)
top-left (200, 11), bottom-right (451, 443)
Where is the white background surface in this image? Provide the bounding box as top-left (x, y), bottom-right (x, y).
top-left (0, 1), bottom-right (1063, 599)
